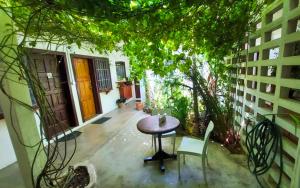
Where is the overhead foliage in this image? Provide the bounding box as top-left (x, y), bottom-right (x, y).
top-left (0, 0), bottom-right (268, 78)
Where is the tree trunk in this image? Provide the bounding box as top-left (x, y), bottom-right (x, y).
top-left (195, 75), bottom-right (229, 142)
top-left (192, 77), bottom-right (200, 126)
top-left (191, 60), bottom-right (200, 135)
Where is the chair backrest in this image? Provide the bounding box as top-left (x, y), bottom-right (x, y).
top-left (203, 121), bottom-right (214, 153)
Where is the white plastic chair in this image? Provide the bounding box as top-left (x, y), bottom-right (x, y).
top-left (177, 121), bottom-right (214, 181)
top-left (152, 131), bottom-right (176, 154)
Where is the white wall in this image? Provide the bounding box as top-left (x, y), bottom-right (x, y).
top-left (140, 79), bottom-right (146, 102)
top-left (0, 119), bottom-right (17, 169)
top-left (0, 41), bottom-right (139, 169)
top-left (0, 113), bottom-right (39, 169)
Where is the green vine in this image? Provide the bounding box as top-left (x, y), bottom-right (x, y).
top-left (0, 0), bottom-right (269, 187)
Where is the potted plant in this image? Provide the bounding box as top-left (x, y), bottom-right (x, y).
top-left (124, 77), bottom-right (132, 85)
top-left (62, 161), bottom-right (97, 188)
top-left (116, 97), bottom-right (126, 108)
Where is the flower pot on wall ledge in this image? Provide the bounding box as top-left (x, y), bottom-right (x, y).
top-left (117, 81), bottom-right (132, 99)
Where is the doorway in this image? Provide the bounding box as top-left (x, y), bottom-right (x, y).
top-left (29, 52), bottom-right (76, 138)
top-left (72, 57), bottom-right (101, 121)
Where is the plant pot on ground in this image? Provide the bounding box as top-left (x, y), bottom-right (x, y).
top-left (135, 101), bottom-right (144, 111)
top-left (116, 97), bottom-right (126, 108)
top-left (63, 161), bottom-right (97, 188)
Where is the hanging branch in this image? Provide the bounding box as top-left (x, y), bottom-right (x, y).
top-left (0, 9), bottom-right (79, 188)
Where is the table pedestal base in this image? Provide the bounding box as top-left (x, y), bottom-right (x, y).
top-left (144, 150), bottom-right (177, 172)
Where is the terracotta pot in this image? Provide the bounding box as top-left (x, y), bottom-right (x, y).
top-left (73, 161), bottom-right (97, 188)
top-left (135, 102), bottom-right (144, 111)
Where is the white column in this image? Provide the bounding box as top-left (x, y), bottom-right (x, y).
top-left (0, 11), bottom-right (46, 188)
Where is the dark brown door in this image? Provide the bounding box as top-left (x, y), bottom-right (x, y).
top-left (30, 53), bottom-right (75, 138)
top-left (135, 80), bottom-right (141, 99)
top-left (73, 58), bottom-right (96, 120)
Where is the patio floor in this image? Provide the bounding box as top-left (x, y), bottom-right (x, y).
top-left (0, 102), bottom-right (259, 188)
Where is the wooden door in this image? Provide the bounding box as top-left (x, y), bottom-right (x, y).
top-left (73, 58), bottom-right (96, 120)
top-left (135, 81), bottom-right (141, 99)
top-left (30, 53), bottom-right (74, 138)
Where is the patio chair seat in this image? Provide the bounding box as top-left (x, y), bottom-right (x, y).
top-left (177, 121), bottom-right (214, 182)
top-left (177, 137), bottom-right (204, 156)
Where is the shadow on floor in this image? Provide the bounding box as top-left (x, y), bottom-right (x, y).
top-left (0, 104), bottom-right (258, 188)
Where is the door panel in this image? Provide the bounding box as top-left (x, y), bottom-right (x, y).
top-left (73, 58), bottom-right (96, 120)
top-left (134, 80), bottom-right (141, 99)
top-left (30, 53), bottom-right (73, 138)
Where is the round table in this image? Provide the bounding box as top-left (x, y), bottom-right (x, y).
top-left (137, 115), bottom-right (180, 172)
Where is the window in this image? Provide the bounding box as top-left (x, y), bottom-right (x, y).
top-left (93, 58), bottom-right (112, 92)
top-left (115, 61), bottom-right (126, 81)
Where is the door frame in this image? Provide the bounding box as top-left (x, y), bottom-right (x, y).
top-left (26, 48), bottom-right (79, 127)
top-left (71, 54), bottom-right (103, 121)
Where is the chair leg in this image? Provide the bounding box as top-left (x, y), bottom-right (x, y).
top-left (178, 153), bottom-right (181, 179)
top-left (172, 135), bottom-right (176, 155)
top-left (154, 136), bottom-right (157, 152)
top-left (151, 135), bottom-right (154, 148)
top-left (202, 156), bottom-right (207, 183)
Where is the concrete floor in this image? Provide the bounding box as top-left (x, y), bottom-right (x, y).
top-left (0, 103), bottom-right (259, 188)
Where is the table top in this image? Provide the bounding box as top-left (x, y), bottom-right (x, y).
top-left (137, 115), bottom-right (180, 135)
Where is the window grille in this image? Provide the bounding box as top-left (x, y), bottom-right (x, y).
top-left (93, 58), bottom-right (112, 92)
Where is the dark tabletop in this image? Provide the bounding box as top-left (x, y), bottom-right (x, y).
top-left (137, 115), bottom-right (180, 135)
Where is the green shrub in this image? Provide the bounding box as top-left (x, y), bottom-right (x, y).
top-left (169, 96), bottom-right (190, 129)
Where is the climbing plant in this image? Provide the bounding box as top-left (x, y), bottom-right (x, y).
top-left (0, 0), bottom-right (270, 187)
top-left (0, 0), bottom-right (268, 77)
